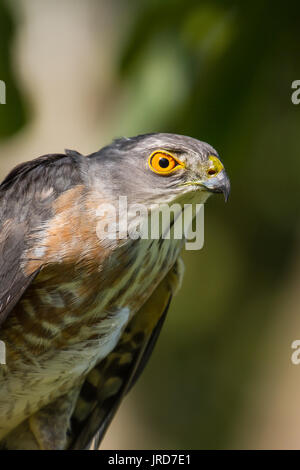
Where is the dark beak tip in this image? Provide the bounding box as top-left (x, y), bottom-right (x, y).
top-left (224, 189), bottom-right (230, 203)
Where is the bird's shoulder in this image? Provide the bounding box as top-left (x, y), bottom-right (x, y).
top-left (0, 150), bottom-right (108, 327)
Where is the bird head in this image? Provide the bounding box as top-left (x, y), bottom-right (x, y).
top-left (88, 133), bottom-right (230, 207)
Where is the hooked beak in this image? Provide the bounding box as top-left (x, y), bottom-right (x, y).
top-left (201, 170), bottom-right (231, 202)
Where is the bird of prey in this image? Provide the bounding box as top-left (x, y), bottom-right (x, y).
top-left (0, 133), bottom-right (230, 450)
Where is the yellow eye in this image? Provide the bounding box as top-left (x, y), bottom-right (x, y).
top-left (207, 155), bottom-right (224, 177)
top-left (148, 151), bottom-right (184, 175)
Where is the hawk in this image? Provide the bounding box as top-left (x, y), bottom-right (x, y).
top-left (0, 133), bottom-right (230, 449)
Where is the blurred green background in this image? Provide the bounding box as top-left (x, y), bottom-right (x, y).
top-left (1, 0), bottom-right (300, 449)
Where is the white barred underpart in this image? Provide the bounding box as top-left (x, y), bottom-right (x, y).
top-left (0, 200), bottom-right (195, 440)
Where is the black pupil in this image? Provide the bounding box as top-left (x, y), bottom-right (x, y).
top-left (159, 157), bottom-right (170, 168)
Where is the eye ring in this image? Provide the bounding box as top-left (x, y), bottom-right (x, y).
top-left (148, 151), bottom-right (185, 175)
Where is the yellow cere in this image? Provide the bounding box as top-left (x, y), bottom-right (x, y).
top-left (207, 155), bottom-right (224, 177)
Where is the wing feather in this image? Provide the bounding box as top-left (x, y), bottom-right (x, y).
top-left (0, 151), bottom-right (85, 326)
